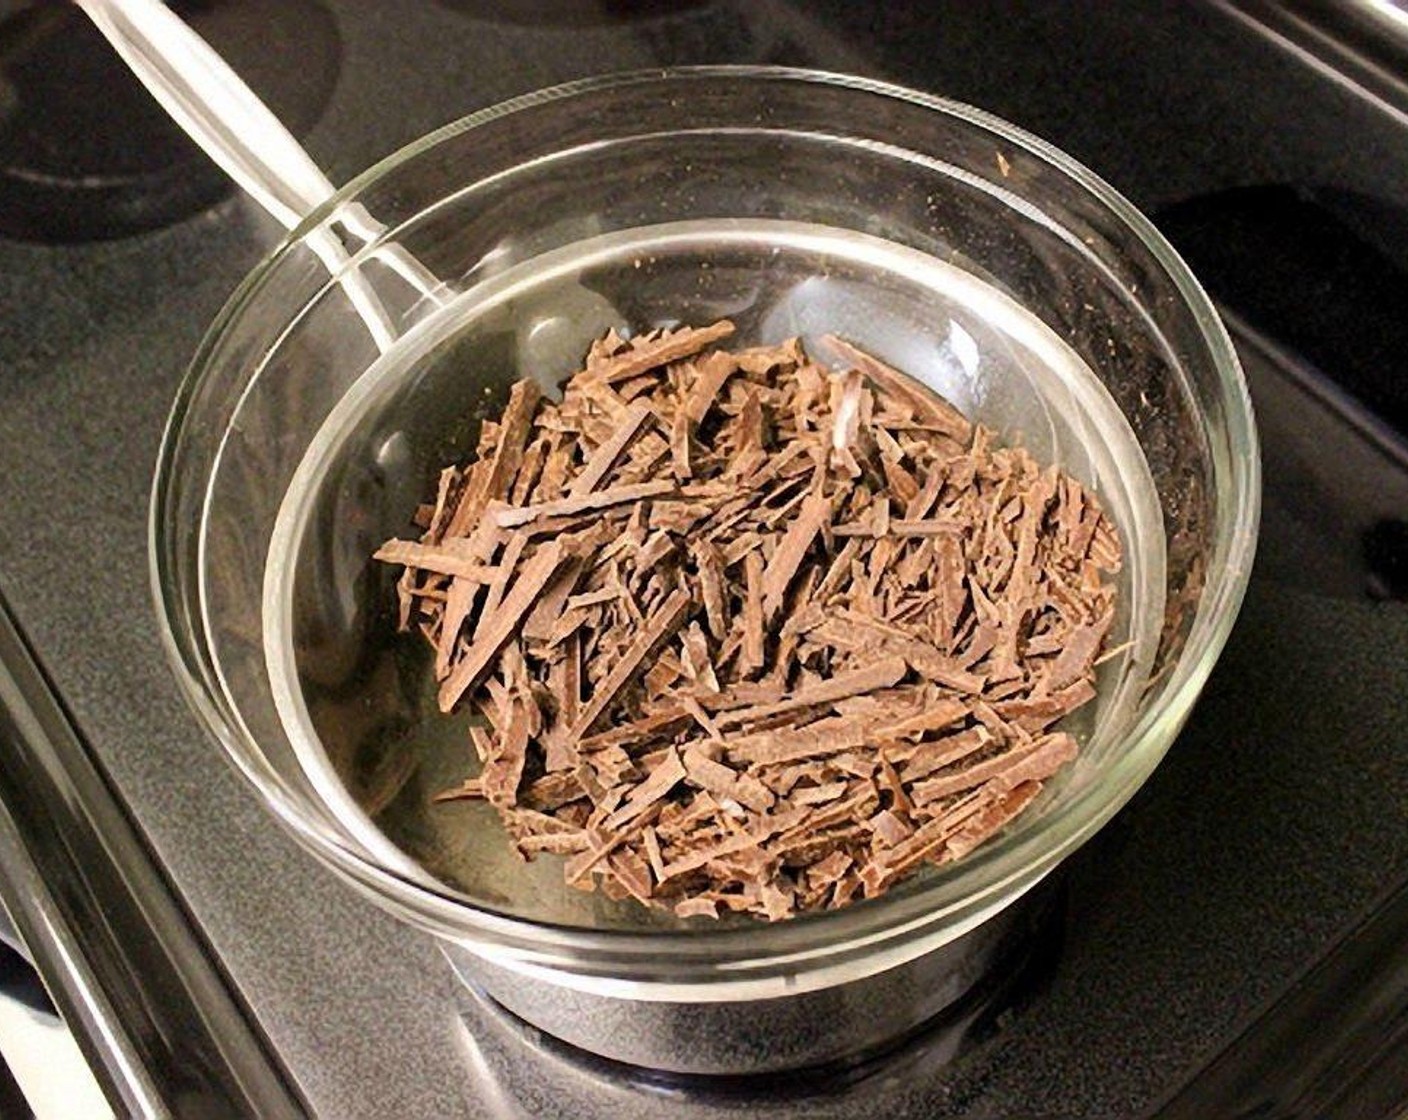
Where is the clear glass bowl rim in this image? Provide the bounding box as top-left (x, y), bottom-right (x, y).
top-left (151, 65), bottom-right (1260, 971)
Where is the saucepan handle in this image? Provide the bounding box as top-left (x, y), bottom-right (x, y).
top-left (75, 0), bottom-right (333, 228)
top-left (75, 0), bottom-right (448, 350)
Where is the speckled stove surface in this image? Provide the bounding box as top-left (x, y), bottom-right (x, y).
top-left (2, 2), bottom-right (1408, 1116)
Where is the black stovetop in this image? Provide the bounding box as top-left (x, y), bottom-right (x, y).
top-left (1, 2), bottom-right (1406, 1117)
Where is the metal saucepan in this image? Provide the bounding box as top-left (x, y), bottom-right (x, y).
top-left (86, 0), bottom-right (1259, 1074)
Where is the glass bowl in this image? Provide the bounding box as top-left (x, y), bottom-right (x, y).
top-left (152, 67), bottom-right (1258, 1071)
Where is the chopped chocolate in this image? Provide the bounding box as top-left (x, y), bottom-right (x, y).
top-left (740, 549), bottom-right (766, 675)
top-left (373, 539), bottom-right (499, 583)
top-left (376, 326), bottom-right (1122, 921)
top-left (761, 489), bottom-right (833, 621)
top-left (437, 540), bottom-right (565, 712)
top-left (444, 379), bottom-right (541, 539)
top-left (602, 747), bottom-right (686, 831)
top-left (567, 401), bottom-right (655, 498)
top-left (493, 479), bottom-right (676, 529)
top-left (674, 897), bottom-right (720, 920)
top-left (714, 657), bottom-right (908, 730)
top-left (579, 320), bottom-right (735, 385)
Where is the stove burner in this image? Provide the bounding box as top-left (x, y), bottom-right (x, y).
top-left (0, 0), bottom-right (340, 243)
top-left (436, 0), bottom-right (708, 28)
top-left (1365, 519), bottom-right (1408, 601)
top-left (458, 878), bottom-right (1065, 1107)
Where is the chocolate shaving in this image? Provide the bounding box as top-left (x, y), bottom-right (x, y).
top-left (569, 587), bottom-right (692, 739)
top-left (674, 897), bottom-right (720, 920)
top-left (684, 350), bottom-right (739, 424)
top-left (437, 540), bottom-right (565, 712)
top-left (714, 657), bottom-right (908, 729)
top-left (377, 326), bottom-right (1122, 921)
top-left (579, 320), bottom-right (735, 385)
top-left (444, 379), bottom-right (541, 539)
top-left (741, 549), bottom-right (766, 674)
top-left (373, 540), bottom-right (499, 583)
top-left (567, 401), bottom-right (655, 497)
top-left (493, 480), bottom-right (676, 529)
top-left (761, 489), bottom-right (832, 620)
top-left (601, 748), bottom-right (687, 831)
